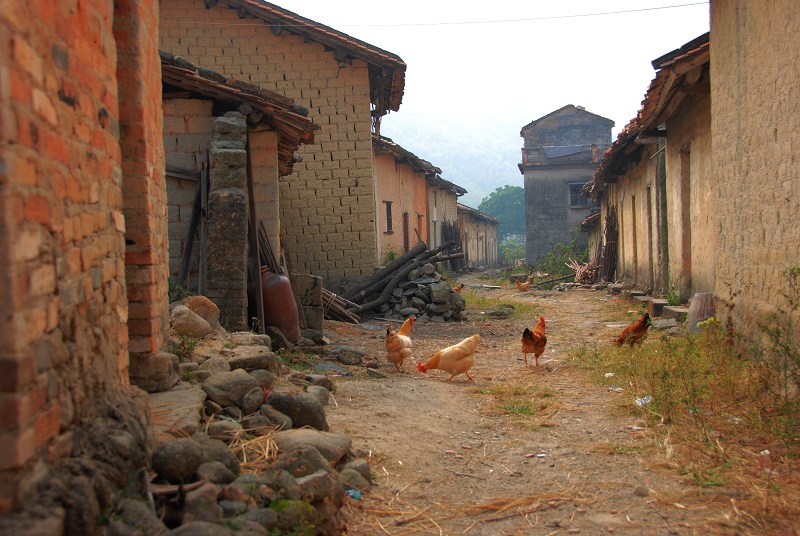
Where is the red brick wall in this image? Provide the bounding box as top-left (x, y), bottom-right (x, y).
top-left (117, 0), bottom-right (170, 361)
top-left (0, 0), bottom-right (164, 513)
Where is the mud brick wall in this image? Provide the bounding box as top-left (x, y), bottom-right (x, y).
top-left (249, 129), bottom-right (281, 255)
top-left (164, 98), bottom-right (214, 286)
top-left (710, 0), bottom-right (800, 337)
top-left (160, 0), bottom-right (378, 284)
top-left (0, 0), bottom-right (160, 513)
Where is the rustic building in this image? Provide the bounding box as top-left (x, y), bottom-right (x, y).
top-left (710, 0), bottom-right (800, 337)
top-left (585, 34), bottom-right (711, 298)
top-left (457, 204), bottom-right (500, 268)
top-left (159, 0), bottom-right (406, 284)
top-left (161, 53), bottom-right (315, 332)
top-left (427, 175), bottom-right (467, 250)
top-left (519, 105), bottom-right (613, 264)
top-left (0, 0), bottom-right (164, 527)
top-left (372, 135), bottom-right (438, 262)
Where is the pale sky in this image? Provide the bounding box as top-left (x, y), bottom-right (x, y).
top-left (274, 1), bottom-right (711, 207)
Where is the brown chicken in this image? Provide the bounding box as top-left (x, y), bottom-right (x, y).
top-left (453, 282), bottom-right (465, 293)
top-left (417, 334), bottom-right (480, 382)
top-left (613, 312), bottom-right (650, 346)
top-left (515, 276), bottom-right (532, 292)
top-left (521, 315), bottom-right (547, 367)
top-left (384, 316), bottom-right (415, 372)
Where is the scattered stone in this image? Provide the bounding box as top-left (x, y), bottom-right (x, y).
top-left (200, 356), bottom-right (231, 374)
top-left (237, 386), bottom-right (265, 415)
top-left (366, 368), bottom-right (387, 378)
top-left (241, 413), bottom-right (273, 435)
top-left (222, 406), bottom-right (243, 420)
top-left (206, 420), bottom-right (243, 443)
top-left (171, 305), bottom-right (213, 338)
top-left (267, 389), bottom-right (328, 431)
top-left (341, 459), bottom-right (372, 483)
top-left (634, 485), bottom-right (650, 497)
top-left (237, 508), bottom-right (278, 531)
top-left (227, 345), bottom-right (280, 373)
top-left (338, 468), bottom-right (370, 491)
top-left (182, 296), bottom-right (221, 328)
top-left (250, 369), bottom-right (277, 389)
top-left (183, 482), bottom-right (222, 524)
top-left (229, 331), bottom-right (272, 348)
top-left (113, 497), bottom-right (169, 535)
top-left (429, 282), bottom-right (451, 303)
top-left (270, 445), bottom-right (333, 478)
top-left (272, 429), bottom-right (352, 464)
top-left (296, 469), bottom-right (345, 502)
top-left (261, 404), bottom-right (293, 430)
top-left (192, 433), bottom-right (241, 475)
top-left (170, 521), bottom-right (232, 536)
top-left (306, 385), bottom-right (330, 406)
top-left (202, 369), bottom-right (259, 407)
top-left (192, 346), bottom-right (224, 364)
top-left (263, 326), bottom-right (293, 351)
top-left (305, 374), bottom-right (335, 391)
top-left (197, 461), bottom-right (237, 485)
top-left (149, 386), bottom-right (207, 439)
top-left (151, 438), bottom-right (204, 483)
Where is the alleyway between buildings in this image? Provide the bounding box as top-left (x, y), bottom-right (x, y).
top-left (326, 276), bottom-right (738, 535)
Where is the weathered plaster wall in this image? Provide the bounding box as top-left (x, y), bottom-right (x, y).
top-left (160, 0), bottom-right (376, 284)
top-left (665, 89), bottom-right (713, 299)
top-left (524, 165), bottom-right (595, 263)
top-left (373, 151), bottom-right (419, 262)
top-left (710, 0), bottom-right (800, 336)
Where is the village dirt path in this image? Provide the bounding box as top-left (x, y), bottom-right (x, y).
top-left (323, 276), bottom-right (738, 536)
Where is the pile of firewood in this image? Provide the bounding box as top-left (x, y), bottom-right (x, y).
top-left (566, 258), bottom-right (598, 285)
top-left (321, 288), bottom-right (360, 323)
top-left (339, 241), bottom-right (465, 321)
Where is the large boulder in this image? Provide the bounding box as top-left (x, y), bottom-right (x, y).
top-left (272, 429), bottom-right (352, 464)
top-left (171, 305), bottom-right (213, 338)
top-left (202, 369), bottom-right (259, 407)
top-left (151, 438), bottom-right (204, 483)
top-left (267, 389), bottom-right (328, 431)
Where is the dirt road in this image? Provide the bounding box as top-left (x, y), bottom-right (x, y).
top-left (325, 277), bottom-right (733, 535)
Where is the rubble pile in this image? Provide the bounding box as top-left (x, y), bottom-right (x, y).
top-left (378, 262), bottom-right (466, 322)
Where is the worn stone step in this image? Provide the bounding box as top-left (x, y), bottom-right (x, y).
top-left (647, 298), bottom-right (670, 317)
top-left (662, 305), bottom-right (690, 322)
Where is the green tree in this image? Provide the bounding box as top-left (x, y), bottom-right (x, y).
top-left (478, 185), bottom-right (525, 241)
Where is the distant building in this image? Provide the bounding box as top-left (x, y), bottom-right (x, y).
top-left (457, 204), bottom-right (499, 268)
top-left (518, 105), bottom-right (613, 264)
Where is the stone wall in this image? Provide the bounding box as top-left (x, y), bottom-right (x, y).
top-left (710, 0), bottom-right (800, 336)
top-left (0, 0), bottom-right (158, 516)
top-left (206, 114), bottom-right (250, 330)
top-left (160, 0), bottom-right (377, 284)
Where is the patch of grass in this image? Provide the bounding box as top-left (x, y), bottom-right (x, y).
top-left (462, 290), bottom-right (538, 320)
top-left (591, 443), bottom-right (641, 456)
top-left (475, 382), bottom-right (555, 423)
top-left (503, 404), bottom-right (533, 416)
top-left (571, 268), bottom-right (800, 531)
top-left (168, 335), bottom-right (201, 361)
top-left (277, 349), bottom-right (319, 372)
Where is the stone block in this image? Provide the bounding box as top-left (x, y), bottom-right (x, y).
top-left (129, 352), bottom-right (180, 393)
top-left (209, 148), bottom-right (247, 191)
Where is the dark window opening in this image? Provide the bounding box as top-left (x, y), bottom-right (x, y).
top-left (383, 200), bottom-right (393, 233)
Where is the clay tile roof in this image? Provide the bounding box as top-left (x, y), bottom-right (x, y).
top-left (457, 203), bottom-right (499, 225)
top-left (160, 51), bottom-right (317, 176)
top-left (585, 33), bottom-right (710, 200)
top-left (214, 0), bottom-right (406, 115)
top-left (373, 134), bottom-right (442, 176)
top-left (370, 134), bottom-right (466, 196)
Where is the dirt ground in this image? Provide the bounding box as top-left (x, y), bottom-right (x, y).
top-left (322, 275), bottom-right (742, 535)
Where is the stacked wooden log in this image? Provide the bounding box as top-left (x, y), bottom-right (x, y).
top-left (341, 242), bottom-right (466, 322)
top-left (321, 288), bottom-right (360, 323)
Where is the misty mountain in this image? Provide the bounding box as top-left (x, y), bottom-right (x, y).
top-left (380, 114), bottom-right (525, 208)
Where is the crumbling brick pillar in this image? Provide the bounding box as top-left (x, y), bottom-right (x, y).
top-left (206, 112), bottom-right (249, 330)
top-left (117, 0), bottom-right (176, 393)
